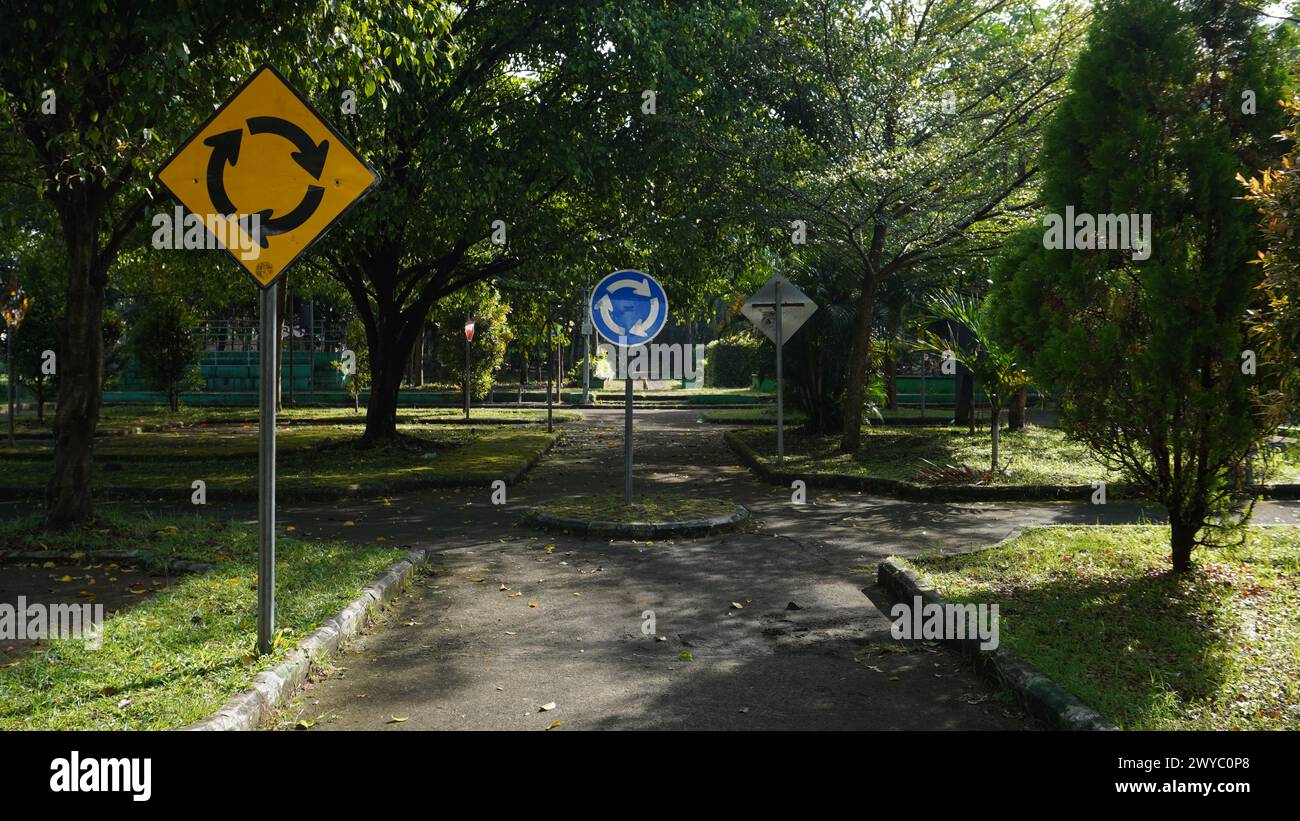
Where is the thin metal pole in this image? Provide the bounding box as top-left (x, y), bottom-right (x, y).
top-left (7, 328), bottom-right (14, 448)
top-left (581, 290), bottom-right (592, 406)
top-left (547, 342), bottom-right (555, 433)
top-left (775, 279), bottom-right (784, 465)
top-left (257, 283), bottom-right (277, 656)
top-left (464, 325), bottom-right (471, 420)
top-left (624, 366), bottom-right (633, 503)
top-left (546, 343), bottom-right (554, 432)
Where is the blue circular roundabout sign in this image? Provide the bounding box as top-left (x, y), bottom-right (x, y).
top-left (588, 269), bottom-right (669, 347)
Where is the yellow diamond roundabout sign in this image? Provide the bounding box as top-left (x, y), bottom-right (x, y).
top-left (157, 65), bottom-right (379, 288)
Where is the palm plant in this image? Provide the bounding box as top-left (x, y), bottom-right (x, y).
top-left (913, 291), bottom-right (1032, 472)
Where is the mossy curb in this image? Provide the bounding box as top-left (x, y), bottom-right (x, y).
top-left (877, 557), bottom-right (1117, 731)
top-left (524, 497), bottom-right (749, 539)
top-left (187, 547), bottom-right (429, 731)
top-left (724, 429), bottom-right (1129, 502)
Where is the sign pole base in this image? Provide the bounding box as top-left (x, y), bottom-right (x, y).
top-left (258, 283), bottom-right (278, 656)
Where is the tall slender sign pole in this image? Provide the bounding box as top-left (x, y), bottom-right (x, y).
top-left (6, 327), bottom-right (14, 448)
top-left (741, 274), bottom-right (817, 466)
top-left (624, 363), bottom-right (634, 502)
top-left (156, 66), bottom-right (380, 657)
top-left (581, 288), bottom-right (593, 406)
top-left (774, 279), bottom-right (784, 465)
top-left (464, 320), bottom-right (472, 420)
top-left (586, 270), bottom-right (668, 507)
top-left (2, 282), bottom-right (29, 449)
top-left (257, 283), bottom-right (278, 656)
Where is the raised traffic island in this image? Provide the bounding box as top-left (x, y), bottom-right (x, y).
top-left (524, 494), bottom-right (748, 539)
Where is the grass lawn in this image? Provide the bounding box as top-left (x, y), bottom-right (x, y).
top-left (594, 385), bottom-right (769, 403)
top-left (0, 425), bottom-right (558, 497)
top-left (699, 406), bottom-right (940, 424)
top-left (1256, 433), bottom-right (1300, 483)
top-left (13, 404), bottom-right (579, 434)
top-left (699, 407), bottom-right (809, 424)
top-left (534, 493), bottom-right (738, 523)
top-left (0, 513), bottom-right (402, 730)
top-left (902, 525), bottom-right (1300, 730)
top-left (733, 423), bottom-right (1116, 487)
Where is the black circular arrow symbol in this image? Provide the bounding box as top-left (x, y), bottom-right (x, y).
top-left (202, 116), bottom-right (331, 248)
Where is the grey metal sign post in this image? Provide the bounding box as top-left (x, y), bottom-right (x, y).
top-left (464, 317), bottom-right (474, 420)
top-left (258, 282), bottom-right (278, 656)
top-left (6, 328), bottom-right (14, 448)
top-left (2, 281), bottom-right (29, 449)
top-left (155, 65), bottom-right (381, 659)
top-left (6, 327), bottom-right (14, 448)
top-left (624, 373), bottom-right (634, 502)
top-left (581, 287), bottom-right (593, 406)
top-left (741, 274), bottom-right (817, 467)
top-left (588, 270), bottom-right (670, 505)
top-left (774, 279), bottom-right (784, 463)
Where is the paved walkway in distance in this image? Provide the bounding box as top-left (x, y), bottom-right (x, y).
top-left (263, 407), bottom-right (1300, 731)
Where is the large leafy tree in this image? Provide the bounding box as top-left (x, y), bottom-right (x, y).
top-left (0, 0), bottom-right (305, 526)
top-left (694, 0), bottom-right (1086, 452)
top-left (991, 0), bottom-right (1294, 571)
top-left (291, 1), bottom-right (761, 443)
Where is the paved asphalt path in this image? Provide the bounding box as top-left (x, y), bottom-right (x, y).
top-left (242, 408), bottom-right (1298, 731)
top-left (8, 409), bottom-right (1299, 729)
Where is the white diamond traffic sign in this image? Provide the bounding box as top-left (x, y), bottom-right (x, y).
top-left (741, 273), bottom-right (817, 345)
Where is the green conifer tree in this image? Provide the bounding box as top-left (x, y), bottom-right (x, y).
top-left (991, 0), bottom-right (1293, 571)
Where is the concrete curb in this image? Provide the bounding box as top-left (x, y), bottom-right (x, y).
top-left (724, 429), bottom-right (1131, 502)
top-left (186, 547), bottom-right (429, 731)
top-left (876, 557), bottom-right (1117, 731)
top-left (523, 502), bottom-right (749, 539)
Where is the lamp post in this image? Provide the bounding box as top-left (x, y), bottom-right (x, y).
top-left (464, 317), bottom-right (475, 420)
top-left (2, 283), bottom-right (31, 448)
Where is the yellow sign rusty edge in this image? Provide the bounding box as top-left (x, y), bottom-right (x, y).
top-left (156, 65), bottom-right (380, 288)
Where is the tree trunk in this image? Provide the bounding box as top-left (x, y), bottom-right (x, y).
top-left (35, 381), bottom-right (45, 422)
top-left (1169, 518), bottom-right (1197, 572)
top-left (839, 271), bottom-right (879, 453)
top-left (45, 218), bottom-right (105, 528)
top-left (955, 367), bottom-right (973, 428)
top-left (1007, 386), bottom-right (1027, 430)
top-left (363, 357), bottom-right (402, 442)
top-left (359, 298), bottom-right (427, 444)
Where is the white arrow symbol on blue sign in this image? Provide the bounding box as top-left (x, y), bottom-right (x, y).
top-left (590, 270), bottom-right (668, 346)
